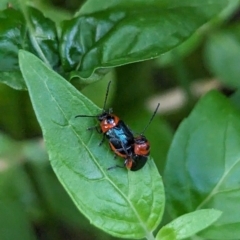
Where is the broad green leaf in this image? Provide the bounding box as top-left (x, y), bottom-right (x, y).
top-left (19, 50), bottom-right (164, 239)
top-left (60, 0), bottom-right (227, 80)
top-left (78, 0), bottom-right (227, 15)
top-left (0, 132), bottom-right (110, 240)
top-left (0, 7), bottom-right (58, 90)
top-left (0, 1), bottom-right (227, 88)
top-left (22, 139), bottom-right (112, 240)
top-left (164, 91), bottom-right (240, 239)
top-left (204, 29), bottom-right (240, 88)
top-left (28, 1), bottom-right (73, 23)
top-left (157, 32), bottom-right (203, 67)
top-left (157, 209), bottom-right (222, 240)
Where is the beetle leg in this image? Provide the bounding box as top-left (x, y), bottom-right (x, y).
top-left (87, 126), bottom-right (102, 133)
top-left (98, 134), bottom-right (105, 146)
top-left (107, 165), bottom-right (124, 171)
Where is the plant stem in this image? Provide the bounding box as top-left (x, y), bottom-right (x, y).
top-left (146, 231), bottom-right (155, 240)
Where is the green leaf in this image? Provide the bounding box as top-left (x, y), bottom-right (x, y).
top-left (0, 8), bottom-right (27, 72)
top-left (157, 32), bottom-right (203, 67)
top-left (22, 139), bottom-right (112, 240)
top-left (1, 1), bottom-right (227, 88)
top-left (0, 7), bottom-right (26, 89)
top-left (164, 91), bottom-right (240, 239)
top-left (78, 0), bottom-right (226, 16)
top-left (157, 209), bottom-right (222, 240)
top-left (204, 28), bottom-right (240, 88)
top-left (60, 0), bottom-right (227, 80)
top-left (156, 227), bottom-right (177, 240)
top-left (0, 7), bottom-right (58, 90)
top-left (26, 7), bottom-right (59, 69)
top-left (19, 50), bottom-right (164, 239)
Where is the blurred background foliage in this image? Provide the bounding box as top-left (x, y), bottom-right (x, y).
top-left (1, 0), bottom-right (240, 239)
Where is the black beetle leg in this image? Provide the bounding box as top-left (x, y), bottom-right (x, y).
top-left (87, 126), bottom-right (98, 131)
top-left (107, 165), bottom-right (124, 171)
top-left (98, 134), bottom-right (105, 146)
top-left (87, 126), bottom-right (103, 134)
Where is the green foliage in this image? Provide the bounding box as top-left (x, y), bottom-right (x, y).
top-left (0, 6), bottom-right (58, 89)
top-left (156, 209), bottom-right (222, 240)
top-left (164, 91), bottom-right (240, 239)
top-left (19, 50), bottom-right (165, 239)
top-left (2, 0), bottom-right (240, 239)
top-left (204, 27), bottom-right (240, 88)
top-left (0, 0), bottom-right (226, 89)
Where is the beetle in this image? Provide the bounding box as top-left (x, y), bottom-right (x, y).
top-left (108, 103), bottom-right (160, 171)
top-left (124, 155), bottom-right (148, 171)
top-left (75, 81), bottom-right (134, 159)
top-left (133, 103), bottom-right (160, 158)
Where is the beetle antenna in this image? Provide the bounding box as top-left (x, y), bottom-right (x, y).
top-left (75, 115), bottom-right (99, 118)
top-left (75, 81), bottom-right (112, 118)
top-left (102, 81), bottom-right (112, 112)
top-left (140, 103), bottom-right (160, 135)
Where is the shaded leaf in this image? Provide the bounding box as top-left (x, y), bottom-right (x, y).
top-left (205, 28), bottom-right (240, 88)
top-left (1, 1), bottom-right (227, 89)
top-left (0, 7), bottom-right (58, 90)
top-left (19, 50), bottom-right (164, 239)
top-left (60, 0), bottom-right (227, 80)
top-left (164, 91), bottom-right (240, 239)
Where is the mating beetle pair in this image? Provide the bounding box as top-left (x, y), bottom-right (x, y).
top-left (75, 81), bottom-right (159, 171)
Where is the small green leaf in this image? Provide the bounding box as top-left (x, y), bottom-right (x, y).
top-left (156, 227), bottom-right (176, 240)
top-left (19, 50), bottom-right (164, 239)
top-left (60, 0), bottom-right (227, 80)
top-left (157, 209), bottom-right (222, 240)
top-left (204, 29), bottom-right (240, 88)
top-left (164, 91), bottom-right (240, 239)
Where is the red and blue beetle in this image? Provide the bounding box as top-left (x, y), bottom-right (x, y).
top-left (75, 81), bottom-right (159, 171)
